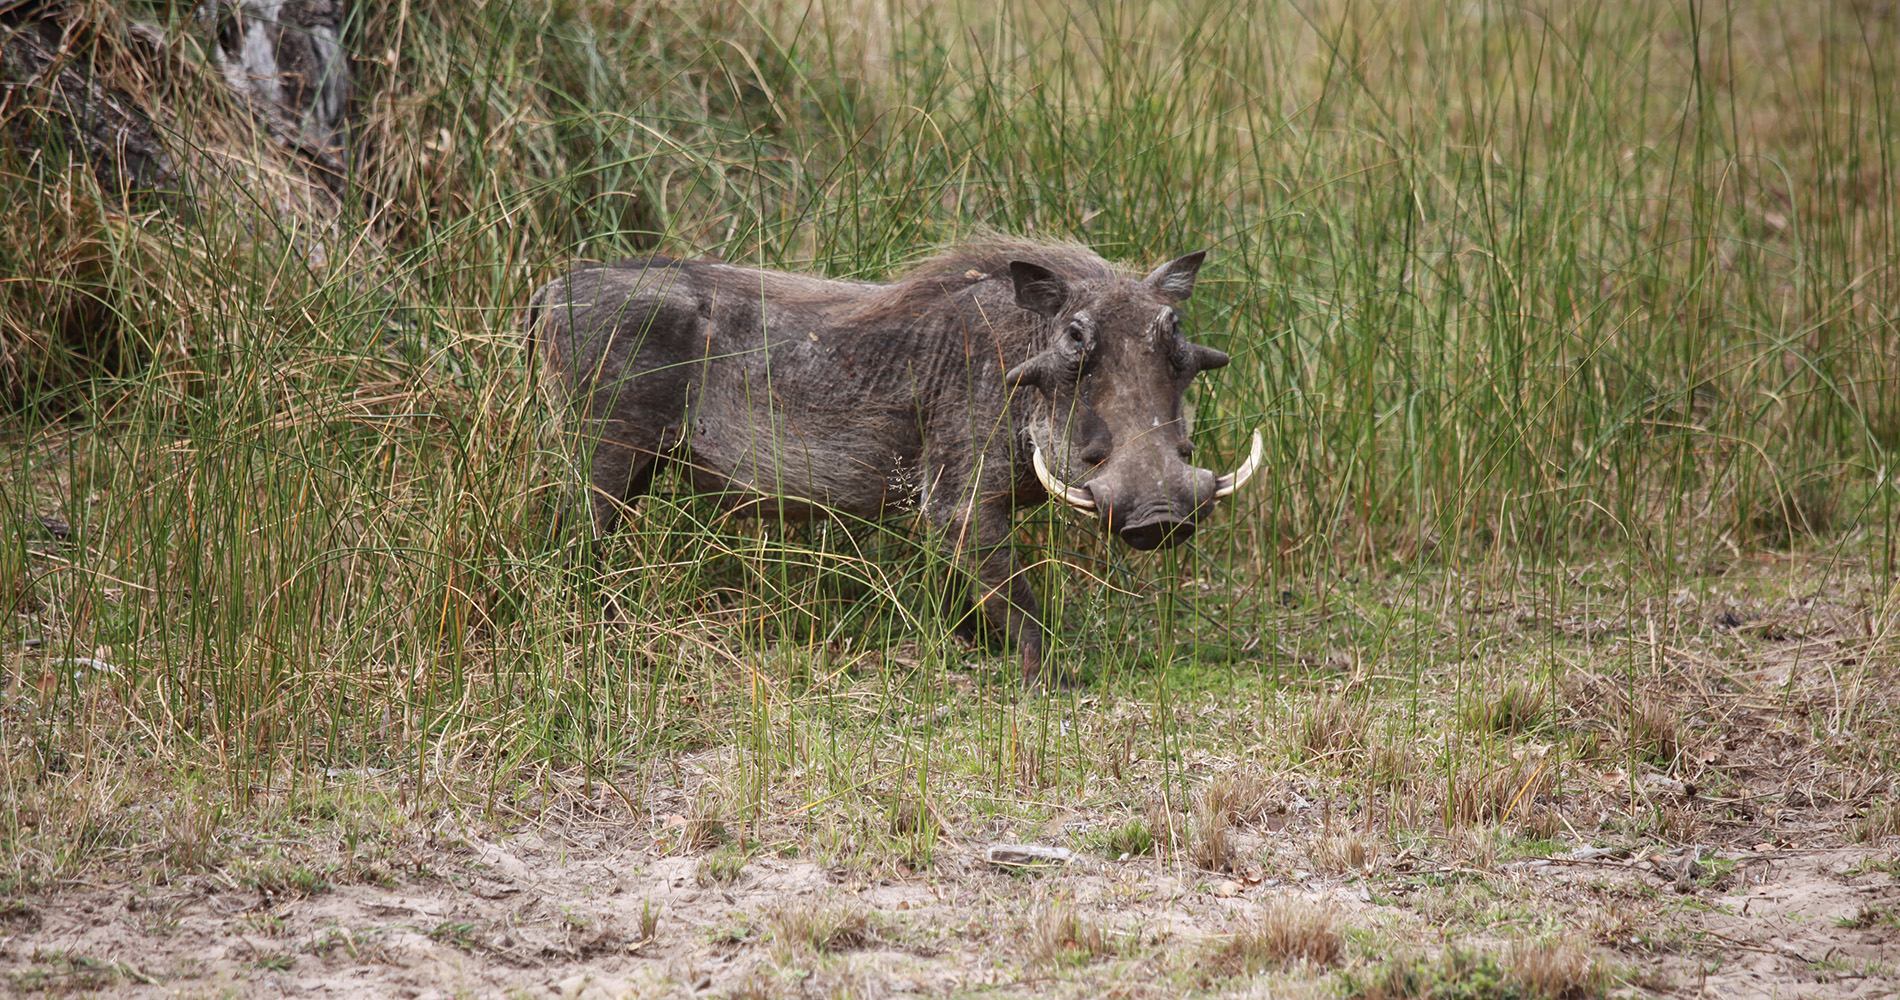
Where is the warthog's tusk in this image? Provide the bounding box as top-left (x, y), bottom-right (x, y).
top-left (1032, 446), bottom-right (1097, 510)
top-left (1212, 429), bottom-right (1264, 499)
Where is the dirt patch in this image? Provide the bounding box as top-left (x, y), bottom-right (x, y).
top-left (0, 826), bottom-right (1341, 998)
top-left (1692, 852), bottom-right (1900, 998)
top-left (4, 810), bottom-right (1895, 998)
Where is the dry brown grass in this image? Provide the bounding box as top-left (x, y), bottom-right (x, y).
top-left (1296, 697), bottom-right (1369, 765)
top-left (1502, 940), bottom-right (1612, 1000)
top-left (674, 778), bottom-right (738, 855)
top-left (1203, 772), bottom-right (1276, 824)
top-left (1442, 754), bottom-right (1555, 829)
top-left (1368, 742), bottom-right (1421, 791)
top-left (1027, 904), bottom-right (1113, 967)
top-left (1624, 697), bottom-right (1682, 769)
top-left (1648, 805), bottom-right (1707, 845)
top-left (1148, 799), bottom-right (1185, 856)
top-left (1188, 807), bottom-right (1237, 873)
top-left (1188, 773), bottom-right (1274, 872)
top-left (1307, 832), bottom-right (1381, 875)
top-left (767, 902), bottom-right (879, 963)
top-left (1203, 895), bottom-right (1345, 980)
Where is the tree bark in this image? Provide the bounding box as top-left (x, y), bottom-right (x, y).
top-left (198, 0), bottom-right (349, 184)
top-left (1, 0), bottom-right (351, 198)
top-left (1, 0), bottom-right (366, 401)
top-left (0, 7), bottom-right (177, 198)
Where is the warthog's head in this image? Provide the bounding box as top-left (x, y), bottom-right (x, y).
top-left (1005, 251), bottom-right (1261, 550)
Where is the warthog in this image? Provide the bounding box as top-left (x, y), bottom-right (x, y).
top-left (528, 238), bottom-right (1260, 682)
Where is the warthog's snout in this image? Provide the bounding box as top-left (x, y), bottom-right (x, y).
top-left (1081, 469), bottom-right (1214, 550)
top-left (1119, 517), bottom-right (1193, 551)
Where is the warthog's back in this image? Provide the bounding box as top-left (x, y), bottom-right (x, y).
top-left (529, 253), bottom-right (1007, 518)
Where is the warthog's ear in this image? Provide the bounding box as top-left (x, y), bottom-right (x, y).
top-left (1143, 250), bottom-right (1207, 303)
top-left (1188, 343), bottom-right (1230, 372)
top-left (1009, 261), bottom-right (1068, 317)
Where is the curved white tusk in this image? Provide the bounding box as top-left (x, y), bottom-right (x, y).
top-left (1212, 429), bottom-right (1264, 499)
top-left (1031, 445), bottom-right (1097, 510)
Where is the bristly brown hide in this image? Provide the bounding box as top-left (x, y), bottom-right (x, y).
top-left (528, 238), bottom-right (1245, 684)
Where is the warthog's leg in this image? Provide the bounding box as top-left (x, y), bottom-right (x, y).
top-left (940, 578), bottom-right (987, 647)
top-left (574, 418), bottom-right (661, 540)
top-left (562, 412), bottom-right (676, 631)
top-left (969, 501), bottom-right (1053, 686)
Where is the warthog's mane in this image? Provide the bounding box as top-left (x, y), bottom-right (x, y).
top-left (833, 236), bottom-right (1124, 326)
top-left (895, 236), bottom-right (1120, 284)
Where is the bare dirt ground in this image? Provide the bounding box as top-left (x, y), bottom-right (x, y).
top-left (5, 572), bottom-right (1899, 998)
top-left (4, 786), bottom-right (1896, 998)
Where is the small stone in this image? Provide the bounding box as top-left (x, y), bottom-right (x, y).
top-left (984, 844), bottom-right (1075, 869)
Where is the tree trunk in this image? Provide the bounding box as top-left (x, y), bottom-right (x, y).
top-left (198, 0), bottom-right (349, 184)
top-left (0, 6), bottom-right (178, 198)
top-left (0, 0), bottom-right (364, 402)
top-left (1, 0), bottom-right (352, 199)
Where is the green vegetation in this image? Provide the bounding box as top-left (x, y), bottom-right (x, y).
top-left (1341, 944), bottom-right (1609, 1000)
top-left (2, 0), bottom-right (1896, 994)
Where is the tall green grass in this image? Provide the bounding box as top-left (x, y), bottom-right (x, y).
top-left (2, 0), bottom-right (1894, 886)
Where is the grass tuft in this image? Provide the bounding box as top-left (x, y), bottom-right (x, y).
top-left (1503, 941), bottom-right (1613, 1000)
top-left (1188, 773), bottom-right (1275, 872)
top-left (695, 844), bottom-right (748, 887)
top-left (1084, 816), bottom-right (1157, 860)
top-left (1624, 700), bottom-right (1682, 770)
top-left (1027, 904), bottom-right (1113, 968)
top-left (1444, 757), bottom-right (1555, 829)
top-left (1308, 833), bottom-right (1382, 876)
top-left (1296, 698), bottom-right (1370, 765)
top-left (1851, 801), bottom-right (1900, 845)
top-left (1463, 683), bottom-right (1549, 736)
top-left (1343, 944), bottom-right (1609, 1000)
top-left (1203, 895), bottom-right (1345, 980)
top-left (767, 903), bottom-right (880, 963)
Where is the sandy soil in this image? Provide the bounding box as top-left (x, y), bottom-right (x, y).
top-left (4, 796), bottom-right (1895, 999)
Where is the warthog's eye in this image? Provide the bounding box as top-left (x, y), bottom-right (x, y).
top-left (1065, 320), bottom-right (1086, 348)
